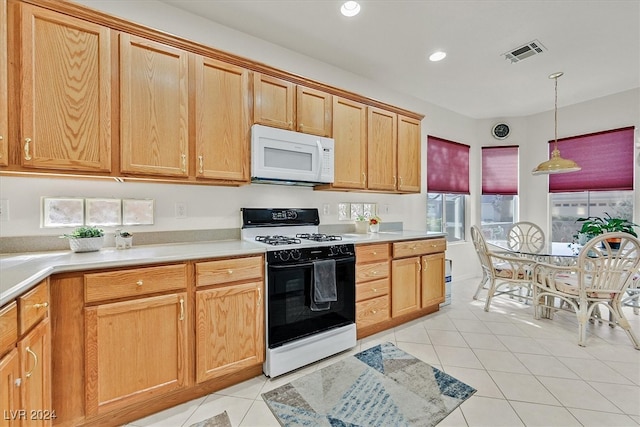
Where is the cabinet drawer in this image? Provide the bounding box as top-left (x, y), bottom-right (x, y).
top-left (356, 243), bottom-right (390, 264)
top-left (356, 295), bottom-right (389, 328)
top-left (393, 238), bottom-right (446, 258)
top-left (0, 302), bottom-right (18, 356)
top-left (85, 264), bottom-right (187, 303)
top-left (196, 256), bottom-right (263, 287)
top-left (356, 278), bottom-right (389, 302)
top-left (356, 261), bottom-right (389, 283)
top-left (18, 280), bottom-right (49, 334)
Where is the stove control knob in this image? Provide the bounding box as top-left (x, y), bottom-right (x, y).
top-left (277, 251), bottom-right (290, 261)
top-left (339, 245), bottom-right (351, 255)
top-left (290, 249), bottom-right (301, 261)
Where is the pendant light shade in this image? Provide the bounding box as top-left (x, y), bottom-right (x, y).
top-left (532, 72), bottom-right (581, 175)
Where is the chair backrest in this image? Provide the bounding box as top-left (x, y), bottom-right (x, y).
top-left (578, 232), bottom-right (640, 294)
top-left (507, 221), bottom-right (545, 253)
top-left (471, 225), bottom-right (492, 274)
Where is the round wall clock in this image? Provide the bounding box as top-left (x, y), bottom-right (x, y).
top-left (492, 123), bottom-right (510, 140)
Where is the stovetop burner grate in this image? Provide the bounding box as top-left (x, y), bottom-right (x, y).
top-left (255, 235), bottom-right (302, 246)
top-left (296, 233), bottom-right (343, 242)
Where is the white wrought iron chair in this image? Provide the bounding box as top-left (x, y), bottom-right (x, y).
top-left (507, 221), bottom-right (545, 254)
top-left (533, 232), bottom-right (640, 349)
top-left (471, 225), bottom-right (536, 312)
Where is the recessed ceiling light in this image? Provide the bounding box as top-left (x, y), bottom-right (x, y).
top-left (341, 1), bottom-right (361, 17)
top-left (429, 51), bottom-right (447, 62)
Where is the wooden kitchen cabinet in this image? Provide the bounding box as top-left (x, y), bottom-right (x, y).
top-left (120, 34), bottom-right (189, 177)
top-left (397, 115), bottom-right (421, 192)
top-left (0, 281), bottom-right (52, 427)
top-left (331, 96), bottom-right (367, 189)
top-left (194, 256), bottom-right (264, 383)
top-left (421, 252), bottom-right (446, 307)
top-left (367, 107), bottom-right (397, 191)
top-left (84, 264), bottom-right (188, 415)
top-left (0, 0), bottom-right (7, 167)
top-left (253, 73), bottom-right (332, 136)
top-left (355, 244), bottom-right (390, 331)
top-left (391, 256), bottom-right (421, 317)
top-left (18, 3), bottom-right (111, 173)
top-left (194, 56), bottom-right (250, 182)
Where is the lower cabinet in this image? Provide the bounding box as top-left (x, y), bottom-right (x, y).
top-left (0, 281), bottom-right (52, 427)
top-left (194, 256), bottom-right (265, 383)
top-left (355, 244), bottom-right (390, 329)
top-left (391, 256), bottom-right (421, 317)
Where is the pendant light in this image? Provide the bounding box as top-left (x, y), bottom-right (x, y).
top-left (532, 72), bottom-right (581, 175)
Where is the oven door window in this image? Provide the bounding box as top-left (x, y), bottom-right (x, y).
top-left (267, 258), bottom-right (355, 348)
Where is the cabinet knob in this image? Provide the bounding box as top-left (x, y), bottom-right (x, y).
top-left (227, 269), bottom-right (234, 274)
top-left (372, 288), bottom-right (378, 292)
top-left (136, 280), bottom-right (143, 286)
top-left (33, 302), bottom-right (49, 309)
top-left (24, 138), bottom-right (32, 161)
top-left (371, 309), bottom-right (378, 314)
top-left (372, 251), bottom-right (377, 255)
top-left (371, 271), bottom-right (378, 276)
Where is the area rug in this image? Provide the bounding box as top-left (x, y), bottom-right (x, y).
top-left (262, 342), bottom-right (476, 427)
top-left (188, 410), bottom-right (232, 427)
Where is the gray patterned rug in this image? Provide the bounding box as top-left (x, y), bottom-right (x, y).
top-left (262, 342), bottom-right (476, 427)
top-left (188, 410), bottom-right (232, 427)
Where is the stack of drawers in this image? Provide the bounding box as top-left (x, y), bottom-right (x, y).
top-left (355, 243), bottom-right (391, 329)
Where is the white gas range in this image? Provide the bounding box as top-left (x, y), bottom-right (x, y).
top-left (240, 208), bottom-right (357, 377)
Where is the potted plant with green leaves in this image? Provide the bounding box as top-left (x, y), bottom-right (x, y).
top-left (115, 229), bottom-right (133, 249)
top-left (354, 215), bottom-right (369, 234)
top-left (61, 226), bottom-right (105, 252)
top-left (575, 213), bottom-right (638, 248)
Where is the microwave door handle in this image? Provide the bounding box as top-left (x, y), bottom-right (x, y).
top-left (316, 140), bottom-right (323, 177)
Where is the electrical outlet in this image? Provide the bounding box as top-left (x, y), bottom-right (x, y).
top-left (382, 204), bottom-right (390, 214)
top-left (0, 199), bottom-right (8, 221)
top-left (323, 204), bottom-right (330, 215)
top-left (175, 202), bottom-right (187, 219)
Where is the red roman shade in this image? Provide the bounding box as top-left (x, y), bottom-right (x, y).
top-left (427, 136), bottom-right (470, 194)
top-left (549, 126), bottom-right (635, 193)
top-left (482, 146), bottom-right (519, 195)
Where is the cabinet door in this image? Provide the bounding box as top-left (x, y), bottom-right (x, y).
top-left (84, 293), bottom-right (188, 415)
top-left (332, 96), bottom-right (367, 189)
top-left (195, 56), bottom-right (250, 182)
top-left (19, 4), bottom-right (111, 172)
top-left (296, 85), bottom-right (331, 137)
top-left (253, 73), bottom-right (294, 130)
top-left (120, 34), bottom-right (189, 177)
top-left (0, 348), bottom-right (21, 427)
top-left (195, 281), bottom-right (264, 383)
top-left (0, 0), bottom-right (7, 167)
top-left (19, 318), bottom-right (52, 427)
top-left (397, 115), bottom-right (421, 192)
top-left (391, 257), bottom-right (421, 317)
top-left (421, 253), bottom-right (445, 307)
top-left (367, 107), bottom-right (397, 191)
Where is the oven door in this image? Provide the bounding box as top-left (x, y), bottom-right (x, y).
top-left (266, 256), bottom-right (355, 349)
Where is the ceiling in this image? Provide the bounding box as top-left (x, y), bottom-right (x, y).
top-left (159, 0), bottom-right (640, 119)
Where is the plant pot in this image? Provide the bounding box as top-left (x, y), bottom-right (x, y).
top-left (354, 221), bottom-right (369, 234)
top-left (577, 232), bottom-right (591, 245)
top-left (115, 235), bottom-right (133, 250)
top-left (68, 236), bottom-right (104, 253)
top-left (603, 237), bottom-right (621, 250)
top-left (369, 223), bottom-right (380, 233)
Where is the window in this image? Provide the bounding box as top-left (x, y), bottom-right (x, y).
top-left (548, 127), bottom-right (635, 241)
top-left (427, 136), bottom-right (469, 242)
top-left (481, 146), bottom-right (519, 239)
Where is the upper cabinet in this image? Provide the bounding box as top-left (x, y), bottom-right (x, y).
top-left (397, 115), bottom-right (421, 193)
top-left (332, 96), bottom-right (367, 189)
top-left (0, 0), bottom-right (7, 167)
top-left (19, 3), bottom-right (111, 172)
top-left (367, 107), bottom-right (397, 192)
top-left (253, 73), bottom-right (332, 137)
top-left (120, 34), bottom-right (189, 177)
top-left (194, 56), bottom-right (250, 183)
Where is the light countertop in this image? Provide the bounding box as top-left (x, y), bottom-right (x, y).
top-left (0, 231), bottom-right (445, 307)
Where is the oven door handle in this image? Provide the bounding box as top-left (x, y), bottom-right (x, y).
top-left (269, 256), bottom-right (355, 269)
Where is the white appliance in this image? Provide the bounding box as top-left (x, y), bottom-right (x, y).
top-left (251, 124), bottom-right (335, 186)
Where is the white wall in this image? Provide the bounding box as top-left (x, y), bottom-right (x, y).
top-left (1, 1), bottom-right (638, 283)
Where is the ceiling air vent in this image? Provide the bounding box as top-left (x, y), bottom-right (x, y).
top-left (503, 39), bottom-right (547, 63)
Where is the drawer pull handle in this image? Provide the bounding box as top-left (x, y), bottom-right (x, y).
top-left (33, 302), bottom-right (48, 309)
top-left (417, 260), bottom-right (422, 271)
top-left (198, 155), bottom-right (204, 174)
top-left (257, 287), bottom-right (262, 306)
top-left (227, 269), bottom-right (234, 274)
top-left (25, 346), bottom-right (37, 378)
top-left (423, 259), bottom-right (428, 270)
top-left (136, 280), bottom-right (143, 286)
top-left (179, 298), bottom-right (185, 321)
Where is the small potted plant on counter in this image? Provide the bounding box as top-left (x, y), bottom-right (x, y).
top-left (575, 213), bottom-right (638, 248)
top-left (369, 216), bottom-right (381, 233)
top-left (115, 229), bottom-right (133, 249)
top-left (354, 215), bottom-right (369, 234)
top-left (61, 226), bottom-right (105, 252)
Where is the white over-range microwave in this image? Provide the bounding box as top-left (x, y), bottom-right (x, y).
top-left (251, 124), bottom-right (335, 186)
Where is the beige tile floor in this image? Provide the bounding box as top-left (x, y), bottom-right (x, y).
top-left (126, 277), bottom-right (640, 427)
